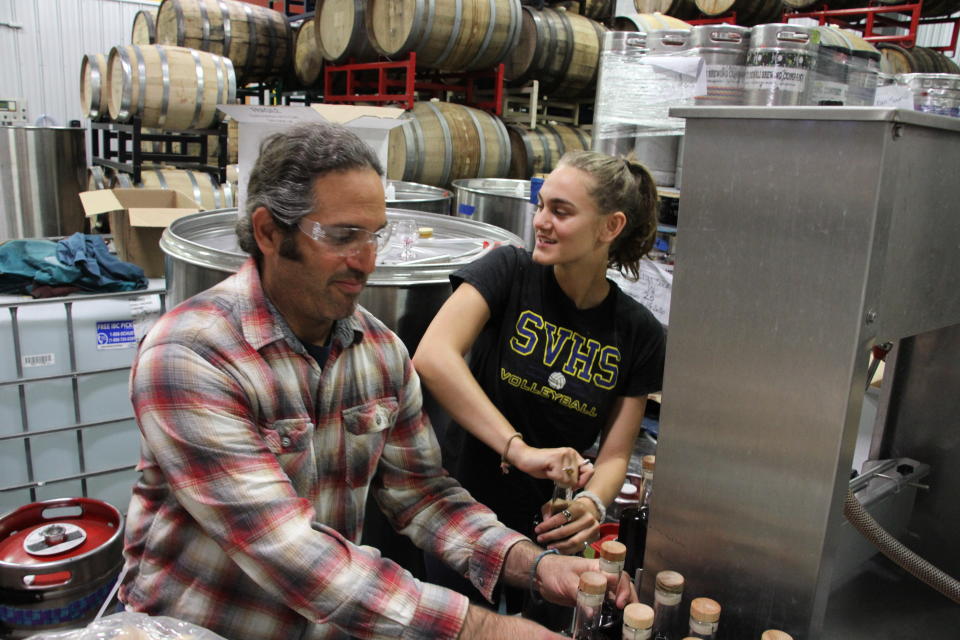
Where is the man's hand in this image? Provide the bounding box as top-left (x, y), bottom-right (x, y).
top-left (536, 554), bottom-right (638, 609)
top-left (457, 604), bottom-right (567, 639)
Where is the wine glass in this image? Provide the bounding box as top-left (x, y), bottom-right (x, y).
top-left (393, 219), bottom-right (417, 261)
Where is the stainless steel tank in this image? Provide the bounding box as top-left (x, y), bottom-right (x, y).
top-left (0, 126), bottom-right (86, 240)
top-left (451, 178), bottom-right (533, 250)
top-left (160, 208), bottom-right (524, 353)
top-left (386, 180), bottom-right (453, 215)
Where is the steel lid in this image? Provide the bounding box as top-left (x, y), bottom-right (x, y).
top-left (452, 178), bottom-right (530, 202)
top-left (748, 23), bottom-right (819, 52)
top-left (690, 24), bottom-right (750, 50)
top-left (386, 180), bottom-right (452, 205)
top-left (160, 208), bottom-right (525, 287)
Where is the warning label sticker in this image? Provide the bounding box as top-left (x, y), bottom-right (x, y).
top-left (96, 320), bottom-right (137, 350)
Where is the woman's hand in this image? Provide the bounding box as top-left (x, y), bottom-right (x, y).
top-left (510, 443), bottom-right (595, 486)
top-left (534, 494), bottom-right (602, 555)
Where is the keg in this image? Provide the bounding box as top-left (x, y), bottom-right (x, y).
top-left (131, 9), bottom-right (157, 45)
top-left (107, 45), bottom-right (236, 130)
top-left (0, 126), bottom-right (86, 241)
top-left (840, 30), bottom-right (881, 107)
top-left (744, 24), bottom-right (819, 106)
top-left (0, 498), bottom-right (124, 639)
top-left (387, 181), bottom-right (453, 215)
top-left (159, 209), bottom-right (524, 348)
top-left (79, 53), bottom-right (110, 121)
top-left (690, 24), bottom-right (750, 106)
top-left (451, 178), bottom-right (533, 249)
top-left (155, 0), bottom-right (293, 84)
top-left (387, 101), bottom-right (511, 188)
top-left (811, 26), bottom-right (852, 105)
top-left (316, 0), bottom-right (379, 64)
top-left (366, 0), bottom-right (522, 72)
top-left (897, 73), bottom-right (960, 117)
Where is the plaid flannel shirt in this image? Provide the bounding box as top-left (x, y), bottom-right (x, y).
top-left (120, 259), bottom-right (526, 640)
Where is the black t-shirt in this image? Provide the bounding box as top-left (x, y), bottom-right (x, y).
top-left (444, 246), bottom-right (666, 536)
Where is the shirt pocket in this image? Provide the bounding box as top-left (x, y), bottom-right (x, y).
top-left (261, 418), bottom-right (316, 491)
top-left (341, 398), bottom-right (397, 488)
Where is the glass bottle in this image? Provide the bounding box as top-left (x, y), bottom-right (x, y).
top-left (620, 455), bottom-right (655, 592)
top-left (651, 570), bottom-right (684, 640)
top-left (621, 603), bottom-right (655, 640)
top-left (761, 631), bottom-right (794, 640)
top-left (571, 571), bottom-right (607, 639)
top-left (686, 597), bottom-right (721, 639)
top-left (596, 540), bottom-right (627, 639)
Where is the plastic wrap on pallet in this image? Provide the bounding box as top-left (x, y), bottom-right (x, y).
top-left (592, 31), bottom-right (704, 154)
top-left (896, 73), bottom-right (960, 117)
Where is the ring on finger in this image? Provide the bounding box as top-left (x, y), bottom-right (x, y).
top-left (561, 508), bottom-right (573, 523)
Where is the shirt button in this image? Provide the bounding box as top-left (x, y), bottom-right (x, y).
top-left (375, 415), bottom-right (382, 426)
top-left (281, 436), bottom-right (292, 448)
top-left (478, 577), bottom-right (484, 586)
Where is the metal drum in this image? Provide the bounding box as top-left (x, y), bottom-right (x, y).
top-left (0, 126), bottom-right (86, 241)
top-left (386, 180), bottom-right (453, 215)
top-left (0, 498), bottom-right (124, 639)
top-left (451, 178), bottom-right (533, 250)
top-left (744, 24), bottom-right (819, 106)
top-left (159, 208), bottom-right (524, 350)
top-left (690, 24), bottom-right (750, 106)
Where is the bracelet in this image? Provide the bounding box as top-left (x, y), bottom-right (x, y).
top-left (528, 548), bottom-right (560, 604)
top-left (576, 490), bottom-right (607, 523)
top-left (499, 433), bottom-right (524, 474)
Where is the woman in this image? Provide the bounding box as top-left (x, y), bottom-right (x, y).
top-left (413, 151), bottom-right (666, 607)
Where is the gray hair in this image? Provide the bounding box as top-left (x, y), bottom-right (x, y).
top-left (236, 122), bottom-right (384, 259)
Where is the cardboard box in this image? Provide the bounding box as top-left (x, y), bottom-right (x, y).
top-left (217, 104), bottom-right (406, 216)
top-left (79, 189), bottom-right (200, 277)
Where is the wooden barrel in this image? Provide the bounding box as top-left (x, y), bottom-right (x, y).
top-left (111, 168), bottom-right (233, 210)
top-left (507, 122), bottom-right (590, 179)
top-left (293, 18), bottom-right (323, 87)
top-left (131, 9), bottom-right (158, 45)
top-left (696, 0), bottom-right (783, 25)
top-left (613, 12), bottom-right (692, 31)
top-left (634, 0), bottom-right (700, 20)
top-left (155, 0), bottom-right (292, 84)
top-left (80, 53), bottom-right (110, 120)
top-left (551, 0), bottom-right (612, 20)
top-left (107, 45), bottom-right (236, 131)
top-left (879, 43), bottom-right (960, 74)
top-left (367, 0), bottom-right (522, 71)
top-left (316, 0), bottom-right (379, 64)
top-left (504, 7), bottom-right (606, 99)
top-left (387, 101), bottom-right (511, 187)
top-left (86, 165), bottom-right (112, 191)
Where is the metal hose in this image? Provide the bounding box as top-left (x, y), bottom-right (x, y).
top-left (843, 489), bottom-right (960, 604)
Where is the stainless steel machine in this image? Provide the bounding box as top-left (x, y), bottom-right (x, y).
top-left (649, 107), bottom-right (960, 638)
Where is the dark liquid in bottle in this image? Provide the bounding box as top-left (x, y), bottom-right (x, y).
top-left (619, 503), bottom-right (649, 589)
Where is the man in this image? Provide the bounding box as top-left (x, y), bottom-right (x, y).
top-left (120, 122), bottom-right (633, 639)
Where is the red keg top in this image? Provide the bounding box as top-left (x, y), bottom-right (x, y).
top-left (0, 497), bottom-right (121, 567)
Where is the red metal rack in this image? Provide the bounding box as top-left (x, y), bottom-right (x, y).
top-left (687, 13), bottom-right (740, 25)
top-left (322, 53), bottom-right (506, 116)
top-left (783, 2), bottom-right (923, 46)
